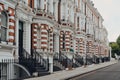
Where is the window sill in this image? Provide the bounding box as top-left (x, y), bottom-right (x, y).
top-left (1, 41), bottom-right (7, 44)
top-left (0, 41), bottom-right (16, 49)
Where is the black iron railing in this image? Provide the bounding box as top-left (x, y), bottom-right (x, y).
top-left (53, 52), bottom-right (73, 70)
top-left (19, 48), bottom-right (33, 74)
top-left (74, 54), bottom-right (84, 66)
top-left (19, 49), bottom-right (49, 76)
top-left (0, 49), bottom-right (50, 79)
top-left (33, 50), bottom-right (49, 71)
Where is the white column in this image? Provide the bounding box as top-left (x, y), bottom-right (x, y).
top-left (85, 38), bottom-right (87, 55)
top-left (15, 18), bottom-right (19, 59)
top-left (28, 22), bottom-right (31, 53)
top-left (54, 34), bottom-right (59, 53)
top-left (54, 2), bottom-right (58, 21)
top-left (49, 55), bottom-right (53, 73)
top-left (61, 3), bottom-right (64, 20)
top-left (73, 37), bottom-right (76, 53)
top-left (49, 0), bottom-right (53, 13)
top-left (40, 0), bottom-right (44, 10)
top-left (34, 0), bottom-right (37, 8)
top-left (71, 7), bottom-right (74, 23)
top-left (109, 47), bottom-right (112, 61)
top-left (74, 14), bottom-right (77, 29)
top-left (45, 0), bottom-right (48, 12)
top-left (23, 22), bottom-right (31, 54)
top-left (65, 3), bottom-right (68, 20)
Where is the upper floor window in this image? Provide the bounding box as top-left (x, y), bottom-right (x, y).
top-left (77, 17), bottom-right (79, 30)
top-left (1, 11), bottom-right (7, 27)
top-left (62, 34), bottom-right (65, 50)
top-left (28, 0), bottom-right (34, 8)
top-left (37, 0), bottom-right (41, 9)
top-left (0, 11), bottom-right (8, 41)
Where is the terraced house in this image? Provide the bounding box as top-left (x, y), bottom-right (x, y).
top-left (0, 0), bottom-right (110, 79)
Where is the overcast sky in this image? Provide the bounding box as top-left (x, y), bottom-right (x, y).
top-left (91, 0), bottom-right (120, 42)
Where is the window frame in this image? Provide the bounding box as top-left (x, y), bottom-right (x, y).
top-left (0, 11), bottom-right (9, 42)
top-left (77, 17), bottom-right (79, 30)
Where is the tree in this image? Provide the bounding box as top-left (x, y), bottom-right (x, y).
top-left (109, 42), bottom-right (120, 58)
top-left (109, 35), bottom-right (120, 58)
top-left (117, 35), bottom-right (120, 47)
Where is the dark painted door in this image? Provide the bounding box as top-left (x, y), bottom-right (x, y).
top-left (19, 21), bottom-right (24, 57)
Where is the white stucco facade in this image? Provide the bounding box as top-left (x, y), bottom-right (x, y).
top-left (0, 0), bottom-right (110, 79)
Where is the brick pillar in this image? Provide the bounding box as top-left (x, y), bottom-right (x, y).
top-left (60, 31), bottom-right (64, 51)
top-left (8, 8), bottom-right (15, 45)
top-left (76, 38), bottom-right (79, 53)
top-left (65, 31), bottom-right (70, 52)
top-left (40, 24), bottom-right (48, 52)
top-left (49, 27), bottom-right (53, 52)
top-left (31, 23), bottom-right (38, 49)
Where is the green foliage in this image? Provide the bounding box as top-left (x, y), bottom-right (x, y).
top-left (110, 35), bottom-right (120, 58)
top-left (110, 42), bottom-right (119, 50)
top-left (117, 35), bottom-right (120, 47)
top-left (109, 42), bottom-right (120, 58)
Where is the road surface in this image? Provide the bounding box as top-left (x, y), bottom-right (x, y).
top-left (69, 62), bottom-right (120, 80)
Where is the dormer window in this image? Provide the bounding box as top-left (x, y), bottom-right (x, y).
top-left (0, 11), bottom-right (8, 41)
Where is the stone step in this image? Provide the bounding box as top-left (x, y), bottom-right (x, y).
top-left (38, 72), bottom-right (50, 76)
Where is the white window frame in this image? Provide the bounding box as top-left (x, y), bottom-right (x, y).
top-left (0, 11), bottom-right (9, 42)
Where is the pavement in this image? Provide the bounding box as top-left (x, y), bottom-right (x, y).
top-left (25, 60), bottom-right (117, 80)
top-left (70, 60), bottom-right (120, 80)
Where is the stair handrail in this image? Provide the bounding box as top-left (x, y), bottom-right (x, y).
top-left (74, 54), bottom-right (82, 59)
top-left (60, 52), bottom-right (73, 68)
top-left (53, 60), bottom-right (65, 70)
top-left (74, 54), bottom-right (84, 65)
top-left (33, 49), bottom-right (49, 71)
top-left (20, 48), bottom-right (31, 59)
top-left (53, 52), bottom-right (59, 60)
top-left (19, 48), bottom-right (35, 74)
top-left (74, 59), bottom-right (81, 67)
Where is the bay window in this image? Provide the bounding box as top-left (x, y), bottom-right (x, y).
top-left (0, 11), bottom-right (8, 42)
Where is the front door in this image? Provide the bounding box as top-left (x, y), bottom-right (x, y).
top-left (19, 21), bottom-right (24, 57)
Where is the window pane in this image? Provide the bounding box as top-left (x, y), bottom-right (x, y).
top-left (19, 21), bottom-right (23, 30)
top-left (1, 27), bottom-right (7, 41)
top-left (37, 0), bottom-right (41, 9)
top-left (1, 12), bottom-right (7, 27)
